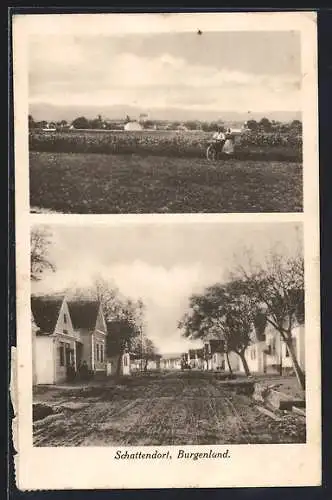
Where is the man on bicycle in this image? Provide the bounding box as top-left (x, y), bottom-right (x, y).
top-left (212, 126), bottom-right (226, 153)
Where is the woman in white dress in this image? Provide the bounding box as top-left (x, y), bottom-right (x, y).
top-left (223, 128), bottom-right (235, 155)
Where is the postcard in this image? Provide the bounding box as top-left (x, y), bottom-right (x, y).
top-left (12, 11), bottom-right (320, 490)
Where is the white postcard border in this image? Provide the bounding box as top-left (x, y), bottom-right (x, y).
top-left (13, 11), bottom-right (321, 490)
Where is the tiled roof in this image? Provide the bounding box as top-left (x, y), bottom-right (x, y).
top-left (31, 295), bottom-right (64, 334)
top-left (67, 300), bottom-right (99, 330)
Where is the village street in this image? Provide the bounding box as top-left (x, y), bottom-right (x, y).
top-left (33, 371), bottom-right (305, 446)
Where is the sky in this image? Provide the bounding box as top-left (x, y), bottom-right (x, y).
top-left (29, 31), bottom-right (301, 117)
top-left (32, 221), bottom-right (303, 354)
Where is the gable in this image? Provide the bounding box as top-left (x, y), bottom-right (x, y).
top-left (95, 304), bottom-right (107, 334)
top-left (54, 299), bottom-right (75, 335)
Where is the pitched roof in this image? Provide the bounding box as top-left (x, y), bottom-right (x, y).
top-left (67, 300), bottom-right (99, 330)
top-left (31, 295), bottom-right (64, 334)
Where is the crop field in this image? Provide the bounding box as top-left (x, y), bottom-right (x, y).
top-left (30, 129), bottom-right (302, 160)
top-left (29, 130), bottom-right (303, 213)
top-left (33, 372), bottom-right (306, 446)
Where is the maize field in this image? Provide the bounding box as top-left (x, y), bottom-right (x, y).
top-left (29, 129), bottom-right (302, 162)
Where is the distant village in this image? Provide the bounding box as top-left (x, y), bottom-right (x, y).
top-left (28, 112), bottom-right (302, 135)
top-left (32, 293), bottom-right (305, 386)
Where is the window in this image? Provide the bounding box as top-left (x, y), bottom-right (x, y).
top-left (69, 349), bottom-right (74, 365)
top-left (96, 344), bottom-right (100, 362)
top-left (100, 344), bottom-right (104, 363)
top-left (123, 355), bottom-right (127, 367)
top-left (59, 343), bottom-right (65, 367)
top-left (251, 348), bottom-right (256, 360)
top-left (270, 337), bottom-right (276, 356)
top-left (63, 329), bottom-right (68, 334)
top-left (63, 313), bottom-right (67, 324)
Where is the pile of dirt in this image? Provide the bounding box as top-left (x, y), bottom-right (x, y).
top-left (33, 403), bottom-right (54, 421)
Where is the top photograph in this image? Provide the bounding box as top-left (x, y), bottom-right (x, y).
top-left (26, 20), bottom-right (306, 214)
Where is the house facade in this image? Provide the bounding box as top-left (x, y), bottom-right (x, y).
top-left (124, 121), bottom-right (143, 131)
top-left (67, 300), bottom-right (108, 373)
top-left (32, 295), bottom-right (108, 385)
top-left (161, 354), bottom-right (182, 370)
top-left (31, 295), bottom-right (80, 385)
top-left (203, 340), bottom-right (225, 371)
top-left (239, 319), bottom-right (305, 376)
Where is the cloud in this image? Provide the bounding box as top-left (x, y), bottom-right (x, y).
top-left (29, 36), bottom-right (301, 112)
top-left (31, 221), bottom-right (302, 353)
top-left (32, 259), bottom-right (220, 353)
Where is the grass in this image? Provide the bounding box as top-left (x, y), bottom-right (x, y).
top-left (30, 151), bottom-right (303, 213)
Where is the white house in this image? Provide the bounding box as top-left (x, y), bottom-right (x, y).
top-left (31, 295), bottom-right (80, 385)
top-left (203, 341), bottom-right (225, 371)
top-left (161, 353), bottom-right (182, 370)
top-left (67, 299), bottom-right (108, 374)
top-left (239, 318), bottom-right (305, 376)
top-left (124, 121), bottom-right (143, 131)
top-left (31, 295), bottom-right (108, 385)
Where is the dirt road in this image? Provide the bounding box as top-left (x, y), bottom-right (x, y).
top-left (33, 372), bottom-right (305, 446)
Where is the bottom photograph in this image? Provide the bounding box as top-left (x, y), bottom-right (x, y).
top-left (30, 220), bottom-right (306, 447)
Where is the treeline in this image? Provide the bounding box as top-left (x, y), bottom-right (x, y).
top-left (28, 114), bottom-right (302, 134)
top-left (245, 118), bottom-right (302, 134)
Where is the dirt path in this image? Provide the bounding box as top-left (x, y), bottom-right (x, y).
top-left (33, 373), bottom-right (306, 446)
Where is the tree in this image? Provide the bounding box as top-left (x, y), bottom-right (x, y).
top-left (184, 121), bottom-right (199, 131)
top-left (30, 227), bottom-right (55, 281)
top-left (142, 120), bottom-right (155, 130)
top-left (234, 247), bottom-right (305, 389)
top-left (246, 119), bottom-right (258, 131)
top-left (259, 117), bottom-right (272, 133)
top-left (107, 317), bottom-right (139, 376)
top-left (179, 280), bottom-right (258, 376)
top-left (131, 335), bottom-right (159, 371)
top-left (92, 277), bottom-right (146, 376)
top-left (28, 115), bottom-right (35, 129)
top-left (71, 116), bottom-right (90, 129)
top-left (290, 119), bottom-right (302, 133)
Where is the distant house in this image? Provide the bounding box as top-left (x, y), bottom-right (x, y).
top-left (105, 320), bottom-right (131, 376)
top-left (238, 317), bottom-right (305, 376)
top-left (42, 122), bottom-right (57, 132)
top-left (203, 340), bottom-right (225, 371)
top-left (187, 348), bottom-right (205, 369)
top-left (124, 121), bottom-right (143, 131)
top-left (130, 356), bottom-right (161, 373)
top-left (176, 124), bottom-right (188, 132)
top-left (31, 295), bottom-right (80, 385)
top-left (160, 353), bottom-right (182, 370)
top-left (67, 299), bottom-right (107, 375)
